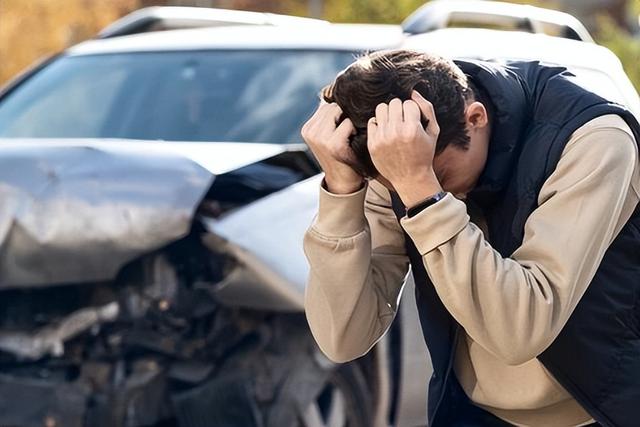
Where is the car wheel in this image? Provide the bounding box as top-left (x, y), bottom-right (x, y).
top-left (298, 364), bottom-right (373, 427)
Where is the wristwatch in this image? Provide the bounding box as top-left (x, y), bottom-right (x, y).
top-left (406, 191), bottom-right (447, 218)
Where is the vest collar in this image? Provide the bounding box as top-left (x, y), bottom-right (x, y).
top-left (454, 60), bottom-right (531, 200)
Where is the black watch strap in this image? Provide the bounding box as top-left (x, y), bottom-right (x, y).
top-left (406, 191), bottom-right (447, 218)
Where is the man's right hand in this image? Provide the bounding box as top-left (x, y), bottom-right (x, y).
top-left (301, 102), bottom-right (364, 194)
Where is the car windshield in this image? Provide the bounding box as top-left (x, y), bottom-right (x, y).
top-left (0, 50), bottom-right (356, 143)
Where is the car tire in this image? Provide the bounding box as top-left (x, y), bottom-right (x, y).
top-left (298, 363), bottom-right (373, 427)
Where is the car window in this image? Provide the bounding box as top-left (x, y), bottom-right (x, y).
top-left (446, 12), bottom-right (530, 32)
top-left (0, 50), bottom-right (356, 143)
top-left (0, 59), bottom-right (128, 138)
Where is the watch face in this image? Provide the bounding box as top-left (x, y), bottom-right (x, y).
top-left (407, 191), bottom-right (446, 218)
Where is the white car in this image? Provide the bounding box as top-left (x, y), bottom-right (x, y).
top-left (0, 15), bottom-right (636, 427)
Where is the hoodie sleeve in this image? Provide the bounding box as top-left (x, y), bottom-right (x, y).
top-left (303, 179), bottom-right (410, 362)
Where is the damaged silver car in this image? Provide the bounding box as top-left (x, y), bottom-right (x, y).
top-left (0, 21), bottom-right (433, 427)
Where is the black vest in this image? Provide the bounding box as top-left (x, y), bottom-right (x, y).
top-left (390, 60), bottom-right (640, 427)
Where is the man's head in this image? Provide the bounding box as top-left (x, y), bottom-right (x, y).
top-left (323, 50), bottom-right (492, 196)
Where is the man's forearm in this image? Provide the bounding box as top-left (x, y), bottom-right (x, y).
top-left (304, 181), bottom-right (409, 362)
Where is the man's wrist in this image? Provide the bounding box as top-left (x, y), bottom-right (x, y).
top-left (324, 174), bottom-right (365, 195)
top-left (406, 191), bottom-right (447, 217)
top-left (394, 171), bottom-right (443, 207)
top-left (315, 179), bottom-right (367, 237)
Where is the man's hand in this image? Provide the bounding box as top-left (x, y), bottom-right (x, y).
top-left (368, 91), bottom-right (443, 207)
top-left (302, 101), bottom-right (364, 194)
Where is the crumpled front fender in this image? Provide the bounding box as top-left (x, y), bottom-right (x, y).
top-left (0, 141), bottom-right (213, 287)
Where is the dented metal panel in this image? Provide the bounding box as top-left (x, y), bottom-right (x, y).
top-left (0, 137), bottom-right (319, 298)
top-left (0, 137), bottom-right (328, 425)
top-left (203, 175), bottom-right (322, 312)
top-left (0, 140), bottom-right (213, 287)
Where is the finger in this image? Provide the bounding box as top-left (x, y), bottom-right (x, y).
top-left (306, 103), bottom-right (337, 140)
top-left (367, 117), bottom-right (380, 157)
top-left (308, 100), bottom-right (326, 120)
top-left (402, 100), bottom-right (421, 124)
top-left (302, 105), bottom-right (323, 136)
top-left (334, 117), bottom-right (355, 142)
top-left (389, 98), bottom-right (403, 124)
top-left (322, 102), bottom-right (343, 124)
top-left (411, 91), bottom-right (439, 133)
top-left (315, 101), bottom-right (337, 119)
top-left (375, 103), bottom-right (388, 126)
top-left (367, 116), bottom-right (378, 142)
top-left (304, 105), bottom-right (328, 136)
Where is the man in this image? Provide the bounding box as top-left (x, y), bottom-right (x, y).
top-left (301, 50), bottom-right (640, 426)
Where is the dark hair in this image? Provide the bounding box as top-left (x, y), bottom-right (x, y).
top-left (323, 50), bottom-right (474, 178)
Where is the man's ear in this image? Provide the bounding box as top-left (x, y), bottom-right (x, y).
top-left (465, 101), bottom-right (489, 129)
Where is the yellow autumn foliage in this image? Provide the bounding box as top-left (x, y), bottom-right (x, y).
top-left (0, 0), bottom-right (138, 84)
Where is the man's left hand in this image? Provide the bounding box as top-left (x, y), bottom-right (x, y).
top-left (367, 91), bottom-right (443, 207)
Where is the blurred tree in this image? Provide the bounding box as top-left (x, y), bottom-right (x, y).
top-left (323, 0), bottom-right (426, 23)
top-left (557, 0), bottom-right (630, 32)
top-left (0, 0), bottom-right (138, 83)
top-left (143, 0), bottom-right (309, 15)
top-left (215, 0), bottom-right (307, 15)
top-left (596, 15), bottom-right (640, 92)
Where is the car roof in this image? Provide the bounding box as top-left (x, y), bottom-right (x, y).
top-left (403, 0), bottom-right (593, 42)
top-left (98, 6), bottom-right (329, 39)
top-left (403, 28), bottom-right (617, 70)
top-left (68, 23), bottom-right (405, 56)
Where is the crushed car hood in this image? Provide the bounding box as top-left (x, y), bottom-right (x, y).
top-left (203, 175), bottom-right (322, 311)
top-left (0, 138), bottom-right (290, 288)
